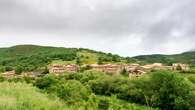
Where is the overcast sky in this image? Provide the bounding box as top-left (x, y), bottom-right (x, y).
top-left (0, 0), bottom-right (195, 56)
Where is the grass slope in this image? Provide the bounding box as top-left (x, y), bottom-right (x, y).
top-left (0, 82), bottom-right (154, 110)
top-left (0, 82), bottom-right (67, 110)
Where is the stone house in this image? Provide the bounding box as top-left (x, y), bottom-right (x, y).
top-left (65, 65), bottom-right (80, 73)
top-left (142, 63), bottom-right (164, 70)
top-left (1, 70), bottom-right (15, 78)
top-left (22, 72), bottom-right (43, 78)
top-left (172, 63), bottom-right (190, 72)
top-left (90, 64), bottom-right (123, 75)
top-left (124, 64), bottom-right (140, 72)
top-left (129, 69), bottom-right (146, 78)
top-left (49, 64), bottom-right (66, 73)
top-left (49, 64), bottom-right (80, 74)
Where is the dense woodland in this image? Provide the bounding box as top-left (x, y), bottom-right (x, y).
top-left (0, 45), bottom-right (195, 110)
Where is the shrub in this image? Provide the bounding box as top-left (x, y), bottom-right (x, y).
top-left (188, 76), bottom-right (195, 84)
top-left (34, 75), bottom-right (59, 91)
top-left (89, 71), bottom-right (194, 110)
top-left (56, 80), bottom-right (91, 104)
top-left (15, 66), bottom-right (23, 75)
top-left (135, 71), bottom-right (192, 110)
top-left (98, 98), bottom-right (110, 110)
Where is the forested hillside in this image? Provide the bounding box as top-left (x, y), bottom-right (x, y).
top-left (1, 45), bottom-right (195, 74)
top-left (134, 51), bottom-right (195, 66)
top-left (0, 45), bottom-right (136, 73)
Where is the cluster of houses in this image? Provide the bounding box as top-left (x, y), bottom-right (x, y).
top-left (0, 63), bottom-right (190, 79)
top-left (49, 64), bottom-right (80, 75)
top-left (48, 63), bottom-right (190, 78)
top-left (0, 71), bottom-right (43, 79)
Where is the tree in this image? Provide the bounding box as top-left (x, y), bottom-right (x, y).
top-left (5, 66), bottom-right (13, 71)
top-left (97, 57), bottom-right (103, 65)
top-left (56, 80), bottom-right (91, 104)
top-left (176, 65), bottom-right (182, 71)
top-left (125, 57), bottom-right (136, 63)
top-left (15, 66), bottom-right (23, 75)
top-left (0, 67), bottom-right (5, 73)
top-left (112, 55), bottom-right (120, 62)
top-left (140, 71), bottom-right (191, 110)
top-left (34, 75), bottom-right (59, 91)
top-left (98, 98), bottom-right (110, 110)
top-left (80, 65), bottom-right (92, 72)
top-left (120, 69), bottom-right (128, 77)
top-left (42, 66), bottom-right (49, 74)
top-left (76, 57), bottom-right (81, 65)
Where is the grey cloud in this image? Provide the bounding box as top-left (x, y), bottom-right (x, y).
top-left (0, 0), bottom-right (195, 56)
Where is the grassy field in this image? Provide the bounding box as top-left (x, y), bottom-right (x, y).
top-left (0, 82), bottom-right (155, 110)
top-left (0, 82), bottom-right (69, 110)
top-left (77, 50), bottom-right (99, 64)
top-left (51, 60), bottom-right (76, 65)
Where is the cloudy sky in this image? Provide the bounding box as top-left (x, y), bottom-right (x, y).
top-left (0, 0), bottom-right (195, 56)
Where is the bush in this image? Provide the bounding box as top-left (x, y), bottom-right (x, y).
top-left (0, 67), bottom-right (5, 73)
top-left (135, 71), bottom-right (192, 110)
top-left (5, 66), bottom-right (13, 71)
top-left (188, 76), bottom-right (195, 84)
top-left (34, 75), bottom-right (59, 91)
top-left (15, 66), bottom-right (23, 75)
top-left (56, 80), bottom-right (91, 104)
top-left (89, 71), bottom-right (194, 110)
top-left (98, 98), bottom-right (110, 110)
top-left (32, 71), bottom-right (195, 110)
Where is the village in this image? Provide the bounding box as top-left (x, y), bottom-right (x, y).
top-left (46, 63), bottom-right (190, 79)
top-left (0, 62), bottom-right (190, 79)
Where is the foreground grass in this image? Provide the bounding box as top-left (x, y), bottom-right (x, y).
top-left (0, 82), bottom-right (155, 110)
top-left (95, 95), bottom-right (159, 110)
top-left (0, 82), bottom-right (67, 110)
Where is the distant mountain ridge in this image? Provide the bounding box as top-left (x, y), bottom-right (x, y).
top-left (134, 51), bottom-right (195, 66)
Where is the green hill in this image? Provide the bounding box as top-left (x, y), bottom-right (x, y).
top-left (0, 45), bottom-right (136, 73)
top-left (134, 51), bottom-right (195, 66)
top-left (1, 45), bottom-right (195, 73)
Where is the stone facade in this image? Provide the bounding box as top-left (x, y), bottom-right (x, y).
top-left (49, 64), bottom-right (80, 74)
top-left (22, 72), bottom-right (43, 78)
top-left (141, 63), bottom-right (165, 71)
top-left (1, 71), bottom-right (15, 78)
top-left (172, 63), bottom-right (190, 72)
top-left (90, 64), bottom-right (123, 75)
top-left (129, 69), bottom-right (146, 78)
